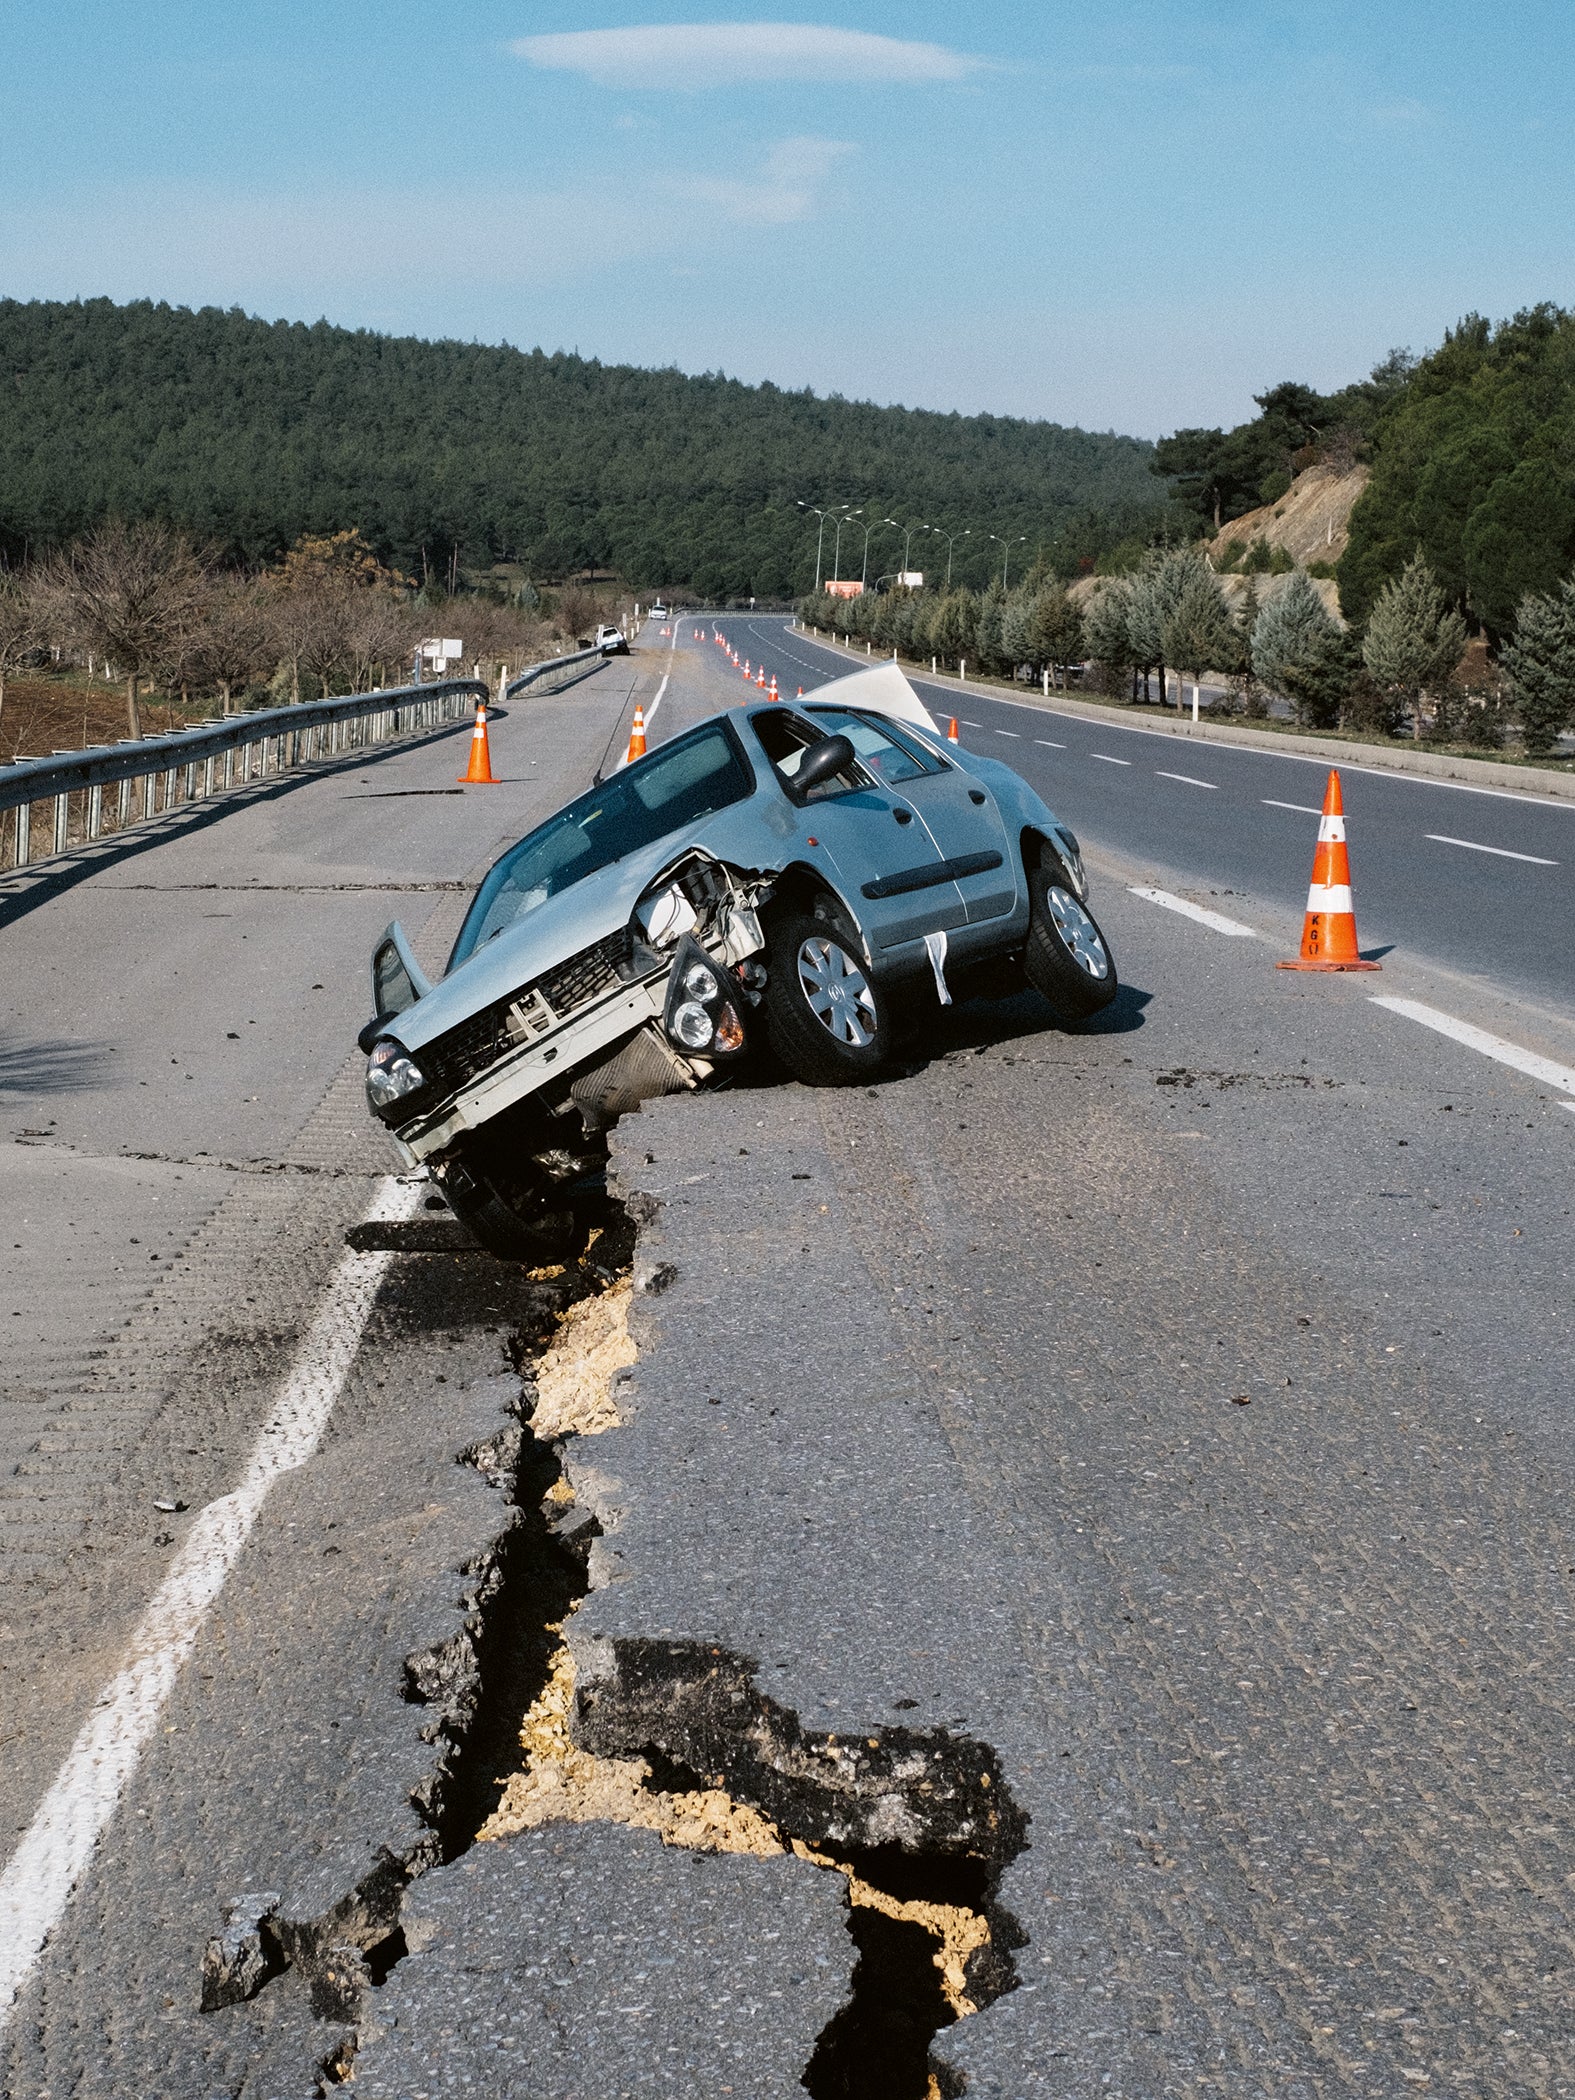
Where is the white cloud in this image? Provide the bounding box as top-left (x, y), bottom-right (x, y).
top-left (512, 22), bottom-right (982, 89)
top-left (674, 135), bottom-right (855, 224)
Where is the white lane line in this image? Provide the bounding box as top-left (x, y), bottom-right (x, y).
top-left (1129, 885), bottom-right (1258, 937)
top-left (994, 729), bottom-right (1022, 738)
top-left (0, 1174), bottom-right (423, 2030)
top-left (1035, 738), bottom-right (1066, 748)
top-left (1156, 770), bottom-right (1218, 790)
top-left (1425, 833), bottom-right (1557, 866)
top-left (960, 719), bottom-right (982, 728)
top-left (1371, 996), bottom-right (1575, 1098)
top-left (1091, 753), bottom-right (1132, 766)
top-left (1263, 798), bottom-right (1323, 815)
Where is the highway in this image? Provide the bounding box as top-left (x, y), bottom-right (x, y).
top-left (2, 618), bottom-right (1574, 2097)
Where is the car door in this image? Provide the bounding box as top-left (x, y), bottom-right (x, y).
top-left (805, 708), bottom-right (1019, 928)
top-left (748, 709), bottom-right (967, 952)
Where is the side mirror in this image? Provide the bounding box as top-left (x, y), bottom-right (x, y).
top-left (793, 733), bottom-right (857, 797)
top-left (371, 922), bottom-right (431, 1020)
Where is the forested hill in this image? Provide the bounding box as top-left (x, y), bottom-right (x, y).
top-left (0, 298), bottom-right (1165, 596)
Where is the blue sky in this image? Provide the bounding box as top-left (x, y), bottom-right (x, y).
top-left (1, 3), bottom-right (1571, 436)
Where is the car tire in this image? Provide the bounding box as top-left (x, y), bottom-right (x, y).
top-left (437, 1152), bottom-right (575, 1262)
top-left (763, 905), bottom-right (887, 1085)
top-left (1024, 859), bottom-right (1119, 1021)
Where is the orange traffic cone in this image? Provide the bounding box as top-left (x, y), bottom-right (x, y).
top-left (767, 675), bottom-right (779, 701)
top-left (625, 706), bottom-right (647, 762)
top-left (458, 700), bottom-right (499, 784)
top-left (947, 716), bottom-right (959, 743)
top-left (756, 667), bottom-right (766, 687)
top-left (743, 658), bottom-right (751, 678)
top-left (1277, 770), bottom-right (1380, 972)
top-left (796, 686), bottom-right (804, 698)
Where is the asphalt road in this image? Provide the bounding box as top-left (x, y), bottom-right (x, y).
top-left (4, 618), bottom-right (1575, 2096)
top-left (728, 613), bottom-right (1575, 1017)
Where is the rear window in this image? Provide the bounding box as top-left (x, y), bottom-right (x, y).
top-left (449, 723), bottom-right (753, 967)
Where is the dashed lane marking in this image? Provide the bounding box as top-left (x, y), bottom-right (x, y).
top-left (1425, 834), bottom-right (1557, 866)
top-left (1263, 799), bottom-right (1323, 815)
top-left (1155, 770), bottom-right (1218, 789)
top-left (1129, 886), bottom-right (1258, 937)
top-left (1091, 754), bottom-right (1132, 766)
top-left (994, 729), bottom-right (1022, 738)
top-left (0, 1174), bottom-right (425, 2031)
top-left (1370, 996), bottom-right (1575, 1099)
top-left (1035, 739), bottom-right (1066, 748)
top-left (960, 719), bottom-right (982, 728)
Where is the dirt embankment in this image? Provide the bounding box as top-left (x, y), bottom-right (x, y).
top-left (1210, 461), bottom-right (1369, 571)
top-left (0, 677), bottom-right (197, 766)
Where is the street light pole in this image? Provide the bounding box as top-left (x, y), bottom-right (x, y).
top-left (797, 502), bottom-right (830, 593)
top-left (831, 507), bottom-right (860, 584)
top-left (932, 525), bottom-right (969, 589)
top-left (899, 522), bottom-right (931, 577)
top-left (859, 516), bottom-right (898, 590)
top-left (987, 533), bottom-right (1027, 590)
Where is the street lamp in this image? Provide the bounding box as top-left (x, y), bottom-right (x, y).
top-left (931, 525), bottom-right (970, 589)
top-left (987, 533), bottom-right (1027, 590)
top-left (897, 521), bottom-right (931, 579)
top-left (830, 507), bottom-right (860, 584)
top-left (859, 516), bottom-right (900, 590)
top-left (797, 502), bottom-right (831, 594)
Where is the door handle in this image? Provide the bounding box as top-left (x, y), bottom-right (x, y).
top-left (893, 808), bottom-right (913, 824)
top-left (968, 790), bottom-right (987, 805)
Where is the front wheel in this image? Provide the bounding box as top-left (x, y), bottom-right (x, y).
top-left (435, 1151), bottom-right (575, 1261)
top-left (763, 906), bottom-right (888, 1085)
top-left (1023, 862), bottom-right (1119, 1022)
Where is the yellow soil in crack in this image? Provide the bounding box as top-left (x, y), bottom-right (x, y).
top-left (530, 1275), bottom-right (636, 1438)
top-left (481, 1639), bottom-right (987, 2018)
top-left (493, 1267), bottom-right (990, 2024)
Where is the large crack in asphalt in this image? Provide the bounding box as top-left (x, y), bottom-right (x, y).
top-left (198, 1165), bottom-right (1026, 2096)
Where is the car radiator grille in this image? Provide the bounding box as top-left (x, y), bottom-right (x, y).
top-left (418, 926), bottom-right (641, 1102)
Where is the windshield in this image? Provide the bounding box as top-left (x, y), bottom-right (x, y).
top-left (448, 722), bottom-right (754, 968)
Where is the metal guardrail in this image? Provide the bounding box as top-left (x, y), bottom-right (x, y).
top-left (0, 645), bottom-right (607, 874)
top-left (503, 642), bottom-right (606, 704)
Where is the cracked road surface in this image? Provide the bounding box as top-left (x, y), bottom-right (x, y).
top-left (4, 621), bottom-right (1575, 2094)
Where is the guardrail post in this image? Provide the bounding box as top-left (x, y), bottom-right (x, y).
top-left (54, 792), bottom-right (69, 854)
top-left (88, 783), bottom-right (103, 840)
top-left (16, 802), bottom-right (31, 867)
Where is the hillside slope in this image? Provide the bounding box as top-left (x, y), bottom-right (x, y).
top-left (0, 298), bottom-right (1166, 598)
top-left (1209, 462), bottom-right (1369, 570)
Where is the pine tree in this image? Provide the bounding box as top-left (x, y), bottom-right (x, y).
top-left (1251, 571), bottom-right (1355, 729)
top-left (1360, 554), bottom-right (1467, 739)
top-left (1084, 580), bottom-right (1135, 695)
top-left (1126, 548), bottom-right (1211, 705)
top-left (1501, 577), bottom-right (1575, 756)
top-left (1160, 569), bottom-right (1235, 708)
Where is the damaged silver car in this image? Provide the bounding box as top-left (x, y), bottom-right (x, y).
top-left (359, 662), bottom-right (1117, 1257)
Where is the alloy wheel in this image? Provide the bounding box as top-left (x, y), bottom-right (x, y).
top-left (1046, 887), bottom-right (1110, 979)
top-left (797, 936), bottom-right (877, 1046)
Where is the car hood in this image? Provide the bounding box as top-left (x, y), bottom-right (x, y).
top-left (392, 830), bottom-right (715, 1055)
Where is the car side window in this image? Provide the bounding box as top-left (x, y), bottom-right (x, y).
top-left (751, 709), bottom-right (863, 800)
top-left (803, 708), bottom-right (940, 787)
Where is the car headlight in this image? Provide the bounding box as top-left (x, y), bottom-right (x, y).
top-left (663, 934), bottom-right (748, 1060)
top-left (670, 1000), bottom-right (715, 1050)
top-left (365, 1038), bottom-right (427, 1114)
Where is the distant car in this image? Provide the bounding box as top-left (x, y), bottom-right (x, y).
top-left (650, 601), bottom-right (669, 621)
top-left (359, 662), bottom-right (1117, 1257)
top-left (597, 624), bottom-right (629, 656)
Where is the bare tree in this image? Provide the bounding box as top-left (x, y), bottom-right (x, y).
top-left (0, 566), bottom-right (42, 731)
top-left (42, 521), bottom-right (205, 737)
top-left (183, 576), bottom-right (275, 712)
top-left (343, 588), bottom-right (414, 692)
